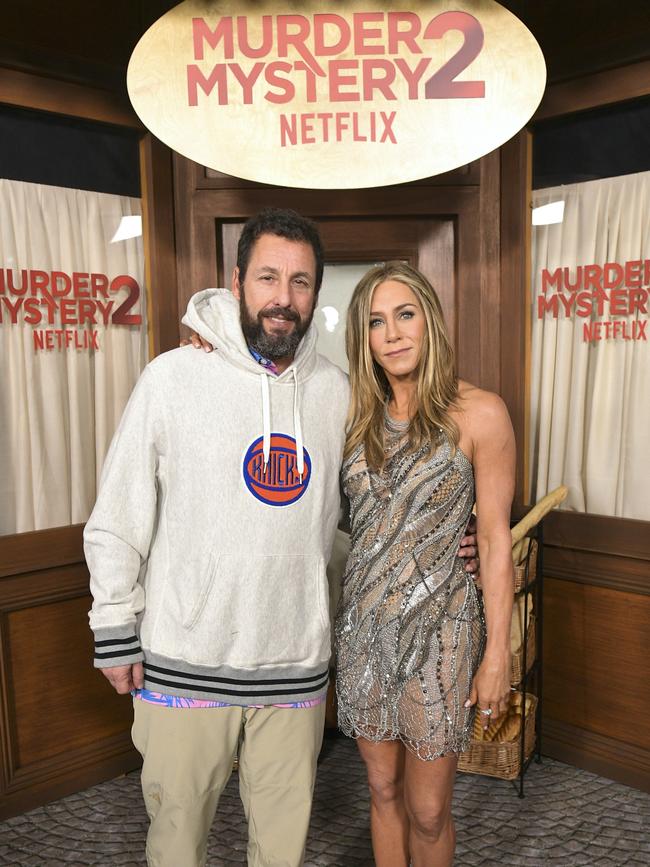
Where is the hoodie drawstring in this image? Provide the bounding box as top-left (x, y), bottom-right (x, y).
top-left (260, 369), bottom-right (305, 482)
top-left (261, 373), bottom-right (271, 470)
top-left (293, 368), bottom-right (305, 481)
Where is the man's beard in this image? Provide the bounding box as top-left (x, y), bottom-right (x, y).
top-left (239, 287), bottom-right (314, 360)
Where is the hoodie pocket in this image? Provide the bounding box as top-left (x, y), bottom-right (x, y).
top-left (181, 553), bottom-right (330, 668)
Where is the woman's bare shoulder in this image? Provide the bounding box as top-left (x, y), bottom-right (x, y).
top-left (455, 380), bottom-right (512, 433)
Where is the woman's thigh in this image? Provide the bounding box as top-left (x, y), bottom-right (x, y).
top-left (356, 737), bottom-right (406, 795)
top-left (403, 751), bottom-right (458, 819)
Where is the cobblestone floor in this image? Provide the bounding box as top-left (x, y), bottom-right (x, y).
top-left (1, 735), bottom-right (649, 866)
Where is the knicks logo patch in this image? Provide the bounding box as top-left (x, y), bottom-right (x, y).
top-left (242, 434), bottom-right (312, 506)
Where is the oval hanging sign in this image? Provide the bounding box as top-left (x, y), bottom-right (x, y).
top-left (127, 0), bottom-right (546, 188)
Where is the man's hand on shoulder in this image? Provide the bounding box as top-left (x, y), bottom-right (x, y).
top-left (101, 662), bottom-right (144, 694)
top-left (459, 512), bottom-right (480, 575)
top-left (180, 330), bottom-right (214, 352)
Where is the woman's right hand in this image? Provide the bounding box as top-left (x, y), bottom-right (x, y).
top-left (180, 330), bottom-right (214, 351)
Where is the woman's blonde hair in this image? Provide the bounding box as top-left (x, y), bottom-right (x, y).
top-left (344, 261), bottom-right (459, 471)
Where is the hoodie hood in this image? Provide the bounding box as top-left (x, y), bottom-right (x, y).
top-left (182, 288), bottom-right (319, 478)
top-left (181, 288), bottom-right (319, 381)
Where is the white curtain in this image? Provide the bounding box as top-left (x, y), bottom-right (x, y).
top-left (530, 171), bottom-right (650, 520)
top-left (0, 179), bottom-right (148, 534)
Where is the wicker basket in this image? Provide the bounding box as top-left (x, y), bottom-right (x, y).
top-left (458, 692), bottom-right (538, 780)
top-left (511, 614), bottom-right (536, 685)
top-left (513, 539), bottom-right (537, 593)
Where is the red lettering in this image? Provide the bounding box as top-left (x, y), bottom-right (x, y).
top-left (353, 12), bottom-right (384, 55)
top-left (7, 269), bottom-right (27, 296)
top-left (625, 259), bottom-right (642, 287)
top-left (91, 274), bottom-right (109, 298)
top-left (229, 62), bottom-right (264, 103)
top-left (313, 14), bottom-right (350, 56)
top-left (583, 264), bottom-right (602, 291)
top-left (23, 297), bottom-right (41, 324)
top-left (317, 112), bottom-right (333, 142)
top-left (277, 15), bottom-right (323, 74)
top-left (59, 298), bottom-right (78, 325)
top-left (362, 60), bottom-right (397, 101)
top-left (236, 15), bottom-right (272, 58)
top-left (30, 270), bottom-right (50, 297)
top-left (610, 289), bottom-right (628, 315)
top-left (379, 111), bottom-right (397, 143)
top-left (541, 268), bottom-right (562, 293)
top-left (33, 330), bottom-right (45, 350)
top-left (300, 113), bottom-right (316, 144)
top-left (265, 61), bottom-right (295, 104)
top-left (51, 271), bottom-right (71, 296)
top-left (77, 299), bottom-right (97, 325)
top-left (387, 12), bottom-right (422, 55)
top-left (280, 113), bottom-right (297, 146)
top-left (603, 262), bottom-right (623, 289)
top-left (187, 64), bottom-right (228, 106)
top-left (395, 58), bottom-right (431, 99)
top-left (295, 61), bottom-right (318, 102)
top-left (424, 12), bottom-right (485, 99)
top-left (96, 300), bottom-right (114, 325)
top-left (192, 17), bottom-right (234, 61)
top-left (537, 295), bottom-right (559, 317)
top-left (335, 113), bottom-right (350, 141)
top-left (1, 296), bottom-right (23, 323)
top-left (110, 276), bottom-right (141, 325)
top-left (629, 289), bottom-right (648, 315)
top-left (72, 272), bottom-right (89, 298)
top-left (329, 60), bottom-right (359, 102)
top-left (45, 329), bottom-right (55, 350)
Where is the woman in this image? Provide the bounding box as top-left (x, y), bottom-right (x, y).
top-left (335, 262), bottom-right (514, 867)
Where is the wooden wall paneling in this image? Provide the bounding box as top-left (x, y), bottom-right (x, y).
top-left (535, 59), bottom-right (650, 121)
top-left (0, 563), bottom-right (139, 820)
top-left (542, 576), bottom-right (650, 793)
top-left (140, 134), bottom-right (179, 356)
top-left (0, 68), bottom-right (139, 127)
top-left (499, 131), bottom-right (531, 508)
top-left (477, 150), bottom-right (502, 394)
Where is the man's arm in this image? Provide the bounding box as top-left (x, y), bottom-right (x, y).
top-left (85, 366), bottom-right (163, 689)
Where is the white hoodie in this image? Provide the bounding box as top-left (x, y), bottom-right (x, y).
top-left (86, 288), bottom-right (349, 704)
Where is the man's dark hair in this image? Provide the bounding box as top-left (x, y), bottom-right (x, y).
top-left (236, 208), bottom-right (324, 292)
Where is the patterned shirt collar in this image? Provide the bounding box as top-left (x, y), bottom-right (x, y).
top-left (248, 345), bottom-right (280, 376)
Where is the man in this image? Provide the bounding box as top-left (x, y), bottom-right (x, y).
top-left (87, 208), bottom-right (478, 867)
top-left (87, 209), bottom-right (349, 867)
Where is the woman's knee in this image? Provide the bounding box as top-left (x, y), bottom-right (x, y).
top-left (405, 799), bottom-right (452, 842)
top-left (366, 766), bottom-right (403, 806)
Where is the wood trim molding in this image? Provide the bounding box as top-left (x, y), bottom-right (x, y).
top-left (140, 134), bottom-right (179, 356)
top-left (544, 548), bottom-right (650, 596)
top-left (542, 717), bottom-right (650, 794)
top-left (0, 525), bottom-right (84, 579)
top-left (543, 511), bottom-right (650, 560)
top-left (534, 59), bottom-right (650, 121)
top-left (499, 131), bottom-right (530, 508)
top-left (0, 740), bottom-right (140, 821)
top-left (0, 67), bottom-right (140, 128)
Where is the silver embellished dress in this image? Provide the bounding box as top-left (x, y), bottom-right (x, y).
top-left (335, 414), bottom-right (485, 760)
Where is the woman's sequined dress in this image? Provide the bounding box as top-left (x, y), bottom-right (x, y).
top-left (335, 415), bottom-right (486, 760)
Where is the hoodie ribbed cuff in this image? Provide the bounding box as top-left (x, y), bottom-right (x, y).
top-left (93, 625), bottom-right (144, 668)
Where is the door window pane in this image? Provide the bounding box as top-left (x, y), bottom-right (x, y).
top-left (529, 102), bottom-right (650, 520)
top-left (0, 108), bottom-right (148, 535)
top-left (316, 262), bottom-right (380, 373)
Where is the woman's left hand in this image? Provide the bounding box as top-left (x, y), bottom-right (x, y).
top-left (464, 651), bottom-right (511, 729)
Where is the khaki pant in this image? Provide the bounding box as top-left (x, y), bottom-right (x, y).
top-left (132, 699), bottom-right (325, 867)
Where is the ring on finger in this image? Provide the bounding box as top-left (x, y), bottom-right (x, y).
top-left (479, 708), bottom-right (493, 716)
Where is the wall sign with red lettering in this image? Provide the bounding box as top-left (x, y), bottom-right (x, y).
top-left (537, 260), bottom-right (649, 343)
top-left (127, 0), bottom-right (546, 188)
top-left (0, 268), bottom-right (143, 352)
